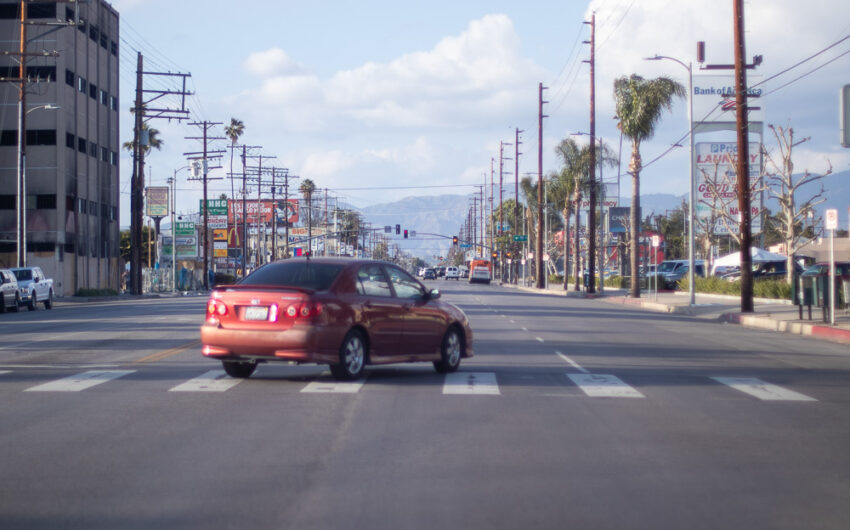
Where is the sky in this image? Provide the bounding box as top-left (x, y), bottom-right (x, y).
top-left (111, 0), bottom-right (850, 229)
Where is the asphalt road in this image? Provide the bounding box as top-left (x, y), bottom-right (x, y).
top-left (1, 282), bottom-right (849, 529)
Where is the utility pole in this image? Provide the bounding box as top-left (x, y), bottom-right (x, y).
top-left (130, 53), bottom-right (191, 294)
top-left (185, 121), bottom-right (224, 290)
top-left (733, 0), bottom-right (754, 312)
top-left (490, 158), bottom-right (495, 257)
top-left (584, 13), bottom-right (598, 293)
top-left (514, 128), bottom-right (523, 284)
top-left (536, 82), bottom-right (549, 289)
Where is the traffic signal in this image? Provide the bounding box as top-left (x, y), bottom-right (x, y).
top-left (452, 236), bottom-right (458, 246)
top-left (403, 229), bottom-right (408, 239)
top-left (506, 251), bottom-right (511, 258)
top-left (395, 224), bottom-right (401, 235)
top-left (491, 251), bottom-right (498, 259)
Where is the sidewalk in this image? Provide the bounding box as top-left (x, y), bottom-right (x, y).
top-left (500, 282), bottom-right (850, 346)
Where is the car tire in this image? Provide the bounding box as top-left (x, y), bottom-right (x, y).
top-left (44, 290), bottom-right (53, 310)
top-left (222, 360), bottom-right (257, 378)
top-left (28, 293), bottom-right (37, 311)
top-left (330, 329), bottom-right (366, 381)
top-left (0, 295), bottom-right (5, 313)
top-left (433, 327), bottom-right (462, 374)
top-left (11, 294), bottom-right (19, 312)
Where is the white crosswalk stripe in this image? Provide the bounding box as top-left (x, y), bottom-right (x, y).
top-left (443, 372), bottom-right (500, 395)
top-left (169, 370), bottom-right (244, 392)
top-left (24, 370), bottom-right (135, 392)
top-left (567, 373), bottom-right (645, 398)
top-left (711, 377), bottom-right (817, 401)
top-left (301, 375), bottom-right (367, 394)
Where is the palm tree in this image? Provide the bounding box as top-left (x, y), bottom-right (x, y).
top-left (224, 118), bottom-right (245, 202)
top-left (300, 179), bottom-right (316, 249)
top-left (122, 122), bottom-right (163, 155)
top-left (613, 74), bottom-right (685, 297)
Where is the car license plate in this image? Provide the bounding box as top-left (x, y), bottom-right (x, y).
top-left (244, 306), bottom-right (269, 321)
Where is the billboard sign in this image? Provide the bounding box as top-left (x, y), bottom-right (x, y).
top-left (174, 221), bottom-right (198, 258)
top-left (146, 187), bottom-right (169, 217)
top-left (695, 142), bottom-right (762, 234)
top-left (692, 75), bottom-right (764, 128)
top-left (228, 199), bottom-right (299, 225)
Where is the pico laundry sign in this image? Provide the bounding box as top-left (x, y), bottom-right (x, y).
top-left (695, 142), bottom-right (762, 234)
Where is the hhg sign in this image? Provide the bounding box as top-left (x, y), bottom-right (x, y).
top-left (175, 221), bottom-right (197, 258)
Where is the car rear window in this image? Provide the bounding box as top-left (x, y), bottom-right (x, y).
top-left (238, 262), bottom-right (344, 291)
top-left (12, 269), bottom-right (32, 281)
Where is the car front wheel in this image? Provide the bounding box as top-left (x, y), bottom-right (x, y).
top-left (330, 330), bottom-right (366, 380)
top-left (222, 360), bottom-right (257, 378)
top-left (434, 328), bottom-right (462, 373)
top-left (28, 293), bottom-right (37, 311)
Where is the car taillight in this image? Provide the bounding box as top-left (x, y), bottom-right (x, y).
top-left (206, 299), bottom-right (228, 323)
top-left (284, 302), bottom-right (323, 319)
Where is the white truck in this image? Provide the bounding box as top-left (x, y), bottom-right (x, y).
top-left (10, 266), bottom-right (54, 310)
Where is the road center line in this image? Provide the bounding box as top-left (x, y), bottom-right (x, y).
top-left (133, 340), bottom-right (201, 364)
top-left (555, 351), bottom-right (589, 373)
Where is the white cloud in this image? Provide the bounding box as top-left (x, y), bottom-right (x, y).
top-left (243, 48), bottom-right (305, 78)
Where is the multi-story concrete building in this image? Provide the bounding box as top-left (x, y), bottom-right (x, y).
top-left (0, 1), bottom-right (120, 296)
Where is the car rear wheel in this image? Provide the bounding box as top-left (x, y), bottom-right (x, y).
top-left (330, 330), bottom-right (366, 380)
top-left (222, 360), bottom-right (257, 378)
top-left (28, 293), bottom-right (37, 311)
top-left (434, 327), bottom-right (462, 373)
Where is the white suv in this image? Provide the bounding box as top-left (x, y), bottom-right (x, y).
top-left (444, 266), bottom-right (460, 280)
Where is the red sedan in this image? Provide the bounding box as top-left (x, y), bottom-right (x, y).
top-left (201, 258), bottom-right (473, 380)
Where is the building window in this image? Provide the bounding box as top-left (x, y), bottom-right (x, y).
top-left (89, 24), bottom-right (98, 43)
top-left (26, 65), bottom-right (56, 82)
top-left (101, 203), bottom-right (109, 219)
top-left (65, 68), bottom-right (75, 86)
top-left (36, 194), bottom-right (57, 209)
top-left (66, 132), bottom-right (75, 149)
top-left (28, 4), bottom-right (56, 18)
top-left (89, 200), bottom-right (97, 216)
top-left (0, 195), bottom-right (14, 209)
top-left (0, 130), bottom-right (16, 146)
top-left (110, 151), bottom-right (118, 165)
top-left (110, 96), bottom-right (118, 111)
top-left (0, 65), bottom-right (19, 78)
top-left (111, 206), bottom-right (118, 221)
top-left (89, 83), bottom-right (97, 100)
top-left (26, 129), bottom-right (57, 146)
top-left (110, 40), bottom-right (118, 57)
top-left (78, 76), bottom-right (86, 93)
top-left (101, 146), bottom-right (108, 162)
top-left (77, 18), bottom-right (85, 34)
top-left (65, 7), bottom-right (74, 22)
top-left (66, 195), bottom-right (75, 212)
top-left (78, 137), bottom-right (86, 153)
top-left (89, 141), bottom-right (97, 158)
top-left (100, 89), bottom-right (108, 105)
top-left (0, 4), bottom-right (17, 18)
top-left (100, 33), bottom-right (107, 49)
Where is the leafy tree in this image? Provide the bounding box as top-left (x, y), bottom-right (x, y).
top-left (300, 179), bottom-right (317, 241)
top-left (120, 226), bottom-right (156, 264)
top-left (614, 74), bottom-right (685, 297)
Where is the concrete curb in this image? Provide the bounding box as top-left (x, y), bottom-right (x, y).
top-left (720, 312), bottom-right (850, 345)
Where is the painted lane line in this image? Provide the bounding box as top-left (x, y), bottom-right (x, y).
top-left (555, 351), bottom-right (589, 373)
top-left (443, 372), bottom-right (500, 395)
top-left (301, 376), bottom-right (366, 394)
top-left (711, 377), bottom-right (817, 402)
top-left (169, 370), bottom-right (244, 392)
top-left (0, 370), bottom-right (10, 376)
top-left (522, 327), bottom-right (528, 332)
top-left (0, 364), bottom-right (119, 370)
top-left (536, 337), bottom-right (544, 343)
top-left (509, 320), bottom-right (515, 324)
top-left (567, 374), bottom-right (645, 398)
top-left (24, 370), bottom-right (135, 392)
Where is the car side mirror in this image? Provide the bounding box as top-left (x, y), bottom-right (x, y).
top-left (428, 289), bottom-right (441, 300)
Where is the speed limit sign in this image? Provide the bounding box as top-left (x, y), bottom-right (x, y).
top-left (825, 209), bottom-right (838, 230)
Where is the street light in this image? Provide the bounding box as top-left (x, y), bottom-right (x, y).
top-left (645, 54), bottom-right (696, 306)
top-left (168, 165), bottom-right (190, 292)
top-left (17, 104), bottom-right (60, 267)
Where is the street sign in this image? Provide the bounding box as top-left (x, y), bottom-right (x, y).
top-left (513, 235), bottom-right (528, 242)
top-left (651, 235), bottom-right (660, 248)
top-left (825, 209), bottom-right (838, 230)
top-left (460, 244), bottom-right (472, 248)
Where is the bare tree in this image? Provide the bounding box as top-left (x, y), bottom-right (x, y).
top-left (763, 125), bottom-right (831, 283)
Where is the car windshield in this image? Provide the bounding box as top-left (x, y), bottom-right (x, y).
top-left (657, 262), bottom-right (680, 273)
top-left (238, 262), bottom-right (344, 291)
top-left (12, 269), bottom-right (32, 281)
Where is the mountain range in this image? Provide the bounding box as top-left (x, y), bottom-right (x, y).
top-left (360, 169), bottom-right (850, 262)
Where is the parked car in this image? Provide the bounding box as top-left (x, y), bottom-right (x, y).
top-left (423, 268), bottom-right (437, 280)
top-left (460, 266), bottom-right (469, 279)
top-left (445, 266), bottom-right (460, 280)
top-left (0, 269), bottom-right (21, 313)
top-left (10, 266), bottom-right (54, 310)
top-left (656, 259), bottom-right (706, 289)
top-left (200, 258), bottom-right (474, 380)
top-left (435, 266), bottom-right (446, 278)
top-left (721, 260), bottom-right (801, 282)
